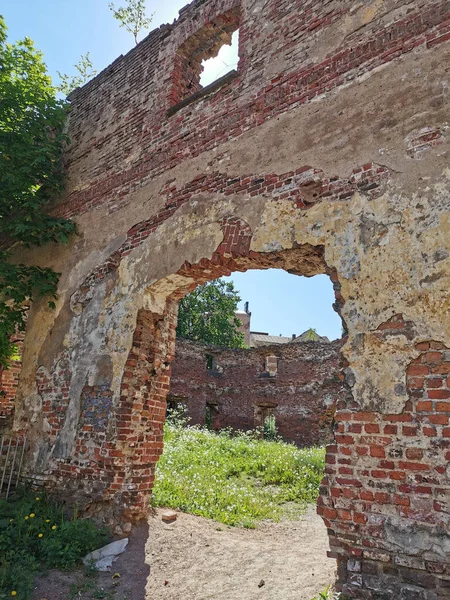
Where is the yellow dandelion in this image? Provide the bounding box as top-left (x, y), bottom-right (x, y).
top-left (9, 519), bottom-right (13, 523)
top-left (11, 592), bottom-right (17, 597)
top-left (35, 497), bottom-right (40, 501)
top-left (24, 516), bottom-right (29, 520)
top-left (30, 513), bottom-right (35, 518)
top-left (52, 525), bottom-right (57, 530)
top-left (45, 519), bottom-right (50, 523)
top-left (38, 533), bottom-right (43, 538)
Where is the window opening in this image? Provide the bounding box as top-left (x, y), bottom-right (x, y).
top-left (265, 354), bottom-right (278, 377)
top-left (263, 414), bottom-right (278, 441)
top-left (206, 353), bottom-right (214, 370)
top-left (199, 29), bottom-right (239, 88)
top-left (169, 8), bottom-right (240, 109)
top-left (205, 402), bottom-right (219, 429)
top-left (254, 403), bottom-right (277, 430)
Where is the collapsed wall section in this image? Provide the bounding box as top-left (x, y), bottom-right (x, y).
top-left (169, 338), bottom-right (344, 445)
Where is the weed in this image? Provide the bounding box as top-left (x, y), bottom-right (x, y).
top-left (152, 421), bottom-right (325, 527)
top-left (68, 579), bottom-right (96, 599)
top-left (91, 588), bottom-right (116, 599)
top-left (0, 488), bottom-right (109, 600)
top-left (310, 586), bottom-right (341, 600)
top-left (263, 414), bottom-right (278, 441)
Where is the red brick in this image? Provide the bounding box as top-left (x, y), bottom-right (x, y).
top-left (432, 363), bottom-right (450, 374)
top-left (405, 448), bottom-right (424, 460)
top-left (394, 494), bottom-right (410, 506)
top-left (388, 471), bottom-right (407, 481)
top-left (417, 401), bottom-right (433, 411)
top-left (406, 365), bottom-right (430, 376)
top-left (403, 426), bottom-right (418, 436)
top-left (425, 378), bottom-right (443, 388)
top-left (408, 377), bottom-right (424, 389)
top-left (398, 461), bottom-right (430, 471)
top-left (384, 424), bottom-right (398, 435)
top-left (423, 426), bottom-right (437, 437)
top-left (428, 389), bottom-right (450, 399)
top-left (370, 445), bottom-right (386, 458)
top-left (364, 423), bottom-right (380, 433)
top-left (353, 412), bottom-right (378, 422)
top-left (375, 492), bottom-right (390, 504)
top-left (428, 414), bottom-right (449, 425)
top-left (423, 352), bottom-right (443, 363)
top-left (415, 342), bottom-right (431, 351)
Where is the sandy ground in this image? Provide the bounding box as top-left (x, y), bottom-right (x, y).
top-left (32, 506), bottom-right (336, 600)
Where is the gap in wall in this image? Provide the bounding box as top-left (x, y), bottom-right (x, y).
top-left (150, 269), bottom-right (341, 595)
top-left (199, 29), bottom-right (239, 88)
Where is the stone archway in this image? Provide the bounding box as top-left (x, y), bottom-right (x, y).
top-left (13, 170), bottom-right (450, 597)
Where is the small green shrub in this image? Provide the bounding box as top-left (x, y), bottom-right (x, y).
top-left (263, 414), bottom-right (278, 441)
top-left (310, 586), bottom-right (341, 600)
top-left (0, 489), bottom-right (109, 599)
top-left (152, 421), bottom-right (325, 527)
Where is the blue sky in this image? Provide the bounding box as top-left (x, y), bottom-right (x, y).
top-left (2, 1), bottom-right (342, 340)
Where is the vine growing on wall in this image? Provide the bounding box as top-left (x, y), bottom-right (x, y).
top-left (0, 17), bottom-right (75, 368)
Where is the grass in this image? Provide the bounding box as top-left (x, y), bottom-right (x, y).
top-left (0, 488), bottom-right (109, 600)
top-left (151, 417), bottom-right (326, 527)
top-left (311, 586), bottom-right (342, 600)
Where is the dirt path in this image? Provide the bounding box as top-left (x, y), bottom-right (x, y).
top-left (32, 507), bottom-right (336, 600)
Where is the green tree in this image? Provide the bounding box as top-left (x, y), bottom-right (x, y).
top-left (108, 0), bottom-right (153, 45)
top-left (0, 18), bottom-right (75, 368)
top-left (177, 280), bottom-right (245, 348)
top-left (57, 52), bottom-right (98, 96)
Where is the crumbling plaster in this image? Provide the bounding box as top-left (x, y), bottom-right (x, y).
top-left (3, 0), bottom-right (450, 595)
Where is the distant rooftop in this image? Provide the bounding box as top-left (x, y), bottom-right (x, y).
top-left (249, 328), bottom-right (329, 347)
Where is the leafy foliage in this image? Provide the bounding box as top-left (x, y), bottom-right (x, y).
top-left (310, 586), bottom-right (341, 600)
top-left (0, 489), bottom-right (108, 599)
top-left (177, 279), bottom-right (245, 348)
top-left (0, 18), bottom-right (75, 367)
top-left (152, 419), bottom-right (325, 527)
top-left (108, 0), bottom-right (153, 45)
top-left (57, 53), bottom-right (98, 96)
top-left (263, 414), bottom-right (278, 441)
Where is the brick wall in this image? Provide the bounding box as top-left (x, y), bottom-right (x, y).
top-left (55, 0), bottom-right (449, 219)
top-left (0, 333), bottom-right (24, 433)
top-left (10, 0), bottom-right (450, 597)
top-left (318, 320), bottom-right (450, 598)
top-left (169, 338), bottom-right (345, 446)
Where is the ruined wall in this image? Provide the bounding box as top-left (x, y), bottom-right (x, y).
top-left (6, 0), bottom-right (450, 597)
top-left (169, 338), bottom-right (344, 446)
top-left (0, 334), bottom-right (23, 433)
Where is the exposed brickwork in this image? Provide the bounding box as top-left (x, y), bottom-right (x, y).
top-left (29, 245), bottom-right (339, 522)
top-left (0, 332), bottom-right (24, 432)
top-left (170, 6), bottom-right (240, 106)
top-left (405, 125), bottom-right (447, 159)
top-left (54, 0), bottom-right (449, 219)
top-left (36, 353), bottom-right (72, 440)
top-left (318, 338), bottom-right (450, 599)
top-left (33, 302), bottom-right (178, 521)
top-left (70, 161), bottom-right (389, 311)
top-left (169, 338), bottom-right (345, 446)
top-left (10, 0), bottom-right (450, 596)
